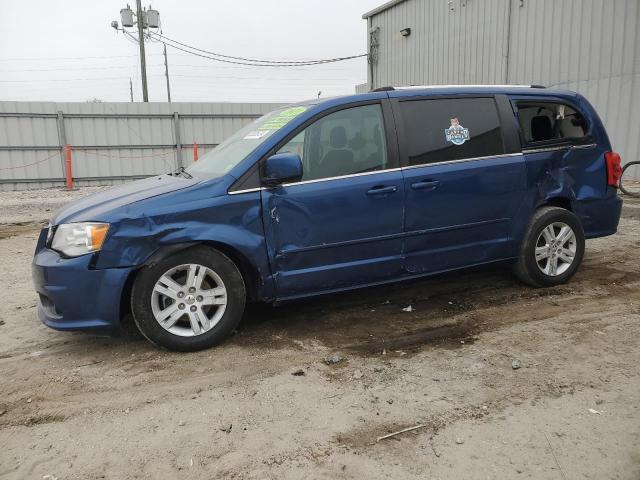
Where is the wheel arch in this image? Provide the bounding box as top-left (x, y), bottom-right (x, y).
top-left (538, 196), bottom-right (573, 212)
top-left (120, 241), bottom-right (265, 322)
top-left (198, 240), bottom-right (263, 303)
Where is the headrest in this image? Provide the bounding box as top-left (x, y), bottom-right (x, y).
top-left (349, 132), bottom-right (366, 150)
top-left (372, 125), bottom-right (382, 147)
top-left (330, 126), bottom-right (348, 148)
top-left (531, 115), bottom-right (553, 141)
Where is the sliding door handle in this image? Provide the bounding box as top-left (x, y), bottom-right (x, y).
top-left (411, 180), bottom-right (440, 191)
top-left (367, 185), bottom-right (398, 195)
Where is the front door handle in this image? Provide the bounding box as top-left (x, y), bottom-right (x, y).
top-left (367, 185), bottom-right (398, 195)
top-left (411, 180), bottom-right (440, 191)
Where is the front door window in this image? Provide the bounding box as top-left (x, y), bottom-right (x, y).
top-left (277, 104), bottom-right (389, 181)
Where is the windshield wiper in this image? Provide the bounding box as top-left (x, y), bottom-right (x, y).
top-left (171, 166), bottom-right (193, 179)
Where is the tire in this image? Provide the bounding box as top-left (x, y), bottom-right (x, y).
top-left (131, 246), bottom-right (246, 352)
top-left (513, 206), bottom-right (585, 288)
top-left (619, 160), bottom-right (640, 197)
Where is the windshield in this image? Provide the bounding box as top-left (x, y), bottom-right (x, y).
top-left (188, 105), bottom-right (309, 177)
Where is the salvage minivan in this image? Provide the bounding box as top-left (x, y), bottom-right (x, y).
top-left (32, 86), bottom-right (623, 351)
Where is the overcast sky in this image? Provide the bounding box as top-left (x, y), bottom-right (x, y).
top-left (0, 0), bottom-right (382, 103)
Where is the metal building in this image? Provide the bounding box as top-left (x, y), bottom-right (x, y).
top-left (362, 0), bottom-right (640, 178)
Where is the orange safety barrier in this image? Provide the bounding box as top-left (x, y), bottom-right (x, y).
top-left (65, 144), bottom-right (74, 190)
top-left (193, 142), bottom-right (199, 162)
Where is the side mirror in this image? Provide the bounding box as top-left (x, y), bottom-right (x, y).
top-left (263, 153), bottom-right (303, 187)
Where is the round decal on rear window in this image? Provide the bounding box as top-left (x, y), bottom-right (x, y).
top-left (445, 117), bottom-right (470, 145)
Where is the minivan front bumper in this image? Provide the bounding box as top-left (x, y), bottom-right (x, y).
top-left (32, 238), bottom-right (133, 332)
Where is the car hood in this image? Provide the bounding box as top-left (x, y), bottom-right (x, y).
top-left (51, 174), bottom-right (201, 225)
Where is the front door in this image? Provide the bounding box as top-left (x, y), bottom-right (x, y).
top-left (392, 95), bottom-right (527, 274)
top-left (261, 102), bottom-right (405, 297)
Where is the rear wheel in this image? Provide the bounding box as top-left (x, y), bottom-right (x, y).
top-left (513, 207), bottom-right (585, 287)
top-left (619, 161), bottom-right (640, 197)
top-left (131, 246), bottom-right (246, 351)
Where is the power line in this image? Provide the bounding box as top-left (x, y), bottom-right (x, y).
top-left (0, 70), bottom-right (364, 84)
top-left (148, 31), bottom-right (366, 64)
top-left (155, 39), bottom-right (367, 68)
top-left (0, 76), bottom-right (131, 83)
top-left (147, 31), bottom-right (367, 67)
top-left (0, 52), bottom-right (294, 62)
top-left (0, 62), bottom-right (361, 73)
top-left (123, 29), bottom-right (141, 46)
top-left (165, 74), bottom-right (363, 82)
top-left (0, 65), bottom-right (161, 73)
top-left (0, 54), bottom-right (142, 62)
top-left (0, 78), bottom-right (364, 87)
top-left (163, 63), bottom-right (361, 71)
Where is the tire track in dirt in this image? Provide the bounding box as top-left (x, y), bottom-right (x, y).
top-left (0, 222), bottom-right (43, 240)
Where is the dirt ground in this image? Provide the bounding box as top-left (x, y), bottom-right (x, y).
top-left (0, 187), bottom-right (638, 480)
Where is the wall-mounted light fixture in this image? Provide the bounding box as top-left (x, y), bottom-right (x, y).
top-left (400, 27), bottom-right (411, 37)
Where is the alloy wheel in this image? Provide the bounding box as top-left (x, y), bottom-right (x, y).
top-left (151, 263), bottom-right (227, 337)
top-left (534, 222), bottom-right (577, 276)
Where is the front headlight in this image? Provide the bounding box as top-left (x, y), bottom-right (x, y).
top-left (51, 222), bottom-right (110, 257)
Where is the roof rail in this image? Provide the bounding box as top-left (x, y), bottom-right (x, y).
top-left (370, 84), bottom-right (546, 92)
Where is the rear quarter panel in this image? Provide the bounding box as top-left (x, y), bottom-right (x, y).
top-left (509, 93), bottom-right (621, 242)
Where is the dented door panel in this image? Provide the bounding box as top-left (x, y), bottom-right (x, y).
top-left (261, 171), bottom-right (405, 297)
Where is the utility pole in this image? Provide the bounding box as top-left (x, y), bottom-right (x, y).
top-left (129, 78), bottom-right (134, 102)
top-left (113, 4), bottom-right (161, 102)
top-left (163, 43), bottom-right (171, 102)
top-left (135, 0), bottom-right (149, 102)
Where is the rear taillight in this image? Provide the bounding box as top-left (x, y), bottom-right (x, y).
top-left (605, 151), bottom-right (622, 187)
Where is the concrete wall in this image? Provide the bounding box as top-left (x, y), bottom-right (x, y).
top-left (364, 0), bottom-right (640, 178)
top-left (0, 101), bottom-right (283, 191)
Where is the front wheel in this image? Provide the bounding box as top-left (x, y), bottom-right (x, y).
top-left (513, 207), bottom-right (585, 287)
top-left (131, 246), bottom-right (246, 351)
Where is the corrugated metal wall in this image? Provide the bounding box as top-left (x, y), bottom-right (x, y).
top-left (365, 0), bottom-right (640, 178)
top-left (355, 82), bottom-right (369, 94)
top-left (0, 101), bottom-right (283, 191)
top-left (367, 0), bottom-right (509, 88)
top-left (507, 0), bottom-right (640, 179)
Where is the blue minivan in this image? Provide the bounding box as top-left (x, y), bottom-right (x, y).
top-left (32, 86), bottom-right (623, 351)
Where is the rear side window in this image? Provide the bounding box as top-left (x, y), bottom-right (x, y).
top-left (398, 97), bottom-right (505, 166)
top-left (516, 101), bottom-right (587, 144)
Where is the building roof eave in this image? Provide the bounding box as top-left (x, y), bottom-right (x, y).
top-left (362, 0), bottom-right (408, 19)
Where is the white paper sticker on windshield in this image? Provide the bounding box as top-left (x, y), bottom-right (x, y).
top-left (244, 130), bottom-right (271, 140)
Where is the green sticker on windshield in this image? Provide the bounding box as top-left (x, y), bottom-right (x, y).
top-left (260, 106), bottom-right (308, 131)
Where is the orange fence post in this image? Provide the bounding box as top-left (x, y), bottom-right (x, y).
top-left (193, 142), bottom-right (199, 162)
top-left (65, 144), bottom-right (73, 190)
